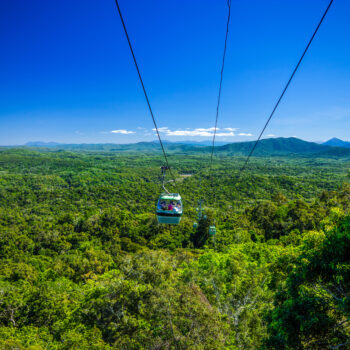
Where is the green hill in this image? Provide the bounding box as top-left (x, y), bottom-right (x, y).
top-left (214, 137), bottom-right (326, 156)
top-left (323, 137), bottom-right (350, 148)
top-left (211, 137), bottom-right (350, 158)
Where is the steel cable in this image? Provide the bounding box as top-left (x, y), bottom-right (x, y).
top-left (114, 0), bottom-right (177, 187)
top-left (239, 0), bottom-right (334, 173)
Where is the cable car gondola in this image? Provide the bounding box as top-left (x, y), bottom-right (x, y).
top-left (156, 193), bottom-right (183, 224)
top-left (209, 225), bottom-right (216, 235)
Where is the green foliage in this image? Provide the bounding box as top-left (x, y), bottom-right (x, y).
top-left (0, 148), bottom-right (349, 348)
top-left (266, 217), bottom-right (350, 349)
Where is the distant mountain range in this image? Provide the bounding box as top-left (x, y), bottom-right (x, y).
top-left (161, 140), bottom-right (229, 146)
top-left (25, 141), bottom-right (62, 147)
top-left (24, 140), bottom-right (229, 147)
top-left (16, 137), bottom-right (350, 158)
top-left (322, 137), bottom-right (350, 148)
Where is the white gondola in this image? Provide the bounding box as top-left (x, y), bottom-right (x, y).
top-left (156, 193), bottom-right (183, 224)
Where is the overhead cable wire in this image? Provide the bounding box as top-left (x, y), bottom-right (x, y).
top-left (114, 0), bottom-right (177, 187)
top-left (199, 0), bottom-right (231, 219)
top-left (187, 0), bottom-right (231, 227)
top-left (193, 0), bottom-right (231, 220)
top-left (239, 0), bottom-right (334, 173)
top-left (208, 0), bottom-right (232, 177)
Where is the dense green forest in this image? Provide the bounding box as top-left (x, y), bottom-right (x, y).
top-left (0, 147), bottom-right (349, 349)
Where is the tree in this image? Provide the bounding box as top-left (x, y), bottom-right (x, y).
top-left (266, 216), bottom-right (350, 349)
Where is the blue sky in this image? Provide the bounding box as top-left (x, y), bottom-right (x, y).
top-left (0, 0), bottom-right (349, 145)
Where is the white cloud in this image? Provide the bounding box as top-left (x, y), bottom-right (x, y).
top-left (110, 129), bottom-right (135, 135)
top-left (194, 127), bottom-right (216, 132)
top-left (152, 127), bottom-right (240, 137)
top-left (267, 134), bottom-right (276, 137)
top-left (108, 127), bottom-right (252, 138)
top-left (215, 132), bottom-right (235, 137)
top-left (238, 133), bottom-right (253, 137)
top-left (156, 127), bottom-right (170, 133)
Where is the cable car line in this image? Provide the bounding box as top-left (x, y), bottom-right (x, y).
top-left (239, 0), bottom-right (334, 174)
top-left (194, 0), bottom-right (231, 233)
top-left (209, 0), bottom-right (231, 177)
top-left (114, 0), bottom-right (177, 187)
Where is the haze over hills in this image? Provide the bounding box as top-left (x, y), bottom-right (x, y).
top-left (24, 140), bottom-right (229, 147)
top-left (25, 141), bottom-right (62, 147)
top-left (11, 137), bottom-right (350, 158)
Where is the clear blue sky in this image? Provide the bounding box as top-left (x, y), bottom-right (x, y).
top-left (0, 0), bottom-right (349, 145)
